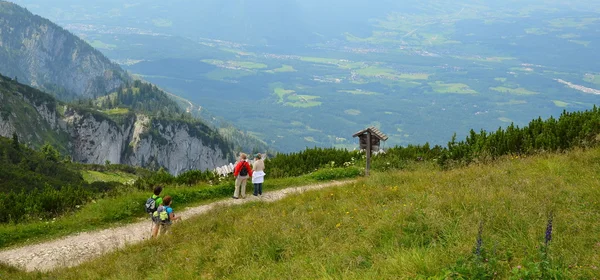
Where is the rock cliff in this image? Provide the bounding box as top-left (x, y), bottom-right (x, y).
top-left (0, 75), bottom-right (231, 174)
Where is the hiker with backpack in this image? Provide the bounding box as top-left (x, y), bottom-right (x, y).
top-left (145, 186), bottom-right (163, 237)
top-left (252, 153), bottom-right (266, 197)
top-left (152, 195), bottom-right (180, 237)
top-left (232, 153), bottom-right (253, 199)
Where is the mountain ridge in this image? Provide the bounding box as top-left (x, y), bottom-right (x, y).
top-left (0, 1), bottom-right (127, 98)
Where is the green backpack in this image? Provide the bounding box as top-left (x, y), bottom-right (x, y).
top-left (153, 206), bottom-right (171, 223)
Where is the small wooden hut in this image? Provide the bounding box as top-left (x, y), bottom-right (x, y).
top-left (353, 127), bottom-right (388, 176)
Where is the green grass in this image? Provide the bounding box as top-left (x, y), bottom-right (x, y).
top-left (344, 109), bottom-right (361, 116)
top-left (235, 61), bottom-right (268, 69)
top-left (298, 56), bottom-right (364, 70)
top-left (557, 33), bottom-right (580, 39)
top-left (552, 100), bottom-right (569, 108)
top-left (201, 59), bottom-right (267, 70)
top-left (430, 82), bottom-right (477, 94)
top-left (569, 40), bottom-right (591, 47)
top-left (81, 170), bottom-right (137, 184)
top-left (266, 65), bottom-right (296, 73)
top-left (102, 108), bottom-right (129, 115)
top-left (273, 87), bottom-right (295, 102)
top-left (338, 89), bottom-right (380, 95)
top-left (220, 48), bottom-right (256, 57)
top-left (274, 88), bottom-right (322, 108)
top-left (88, 40), bottom-right (117, 50)
top-left (299, 56), bottom-right (342, 65)
top-left (0, 175), bottom-right (351, 250)
top-left (584, 73), bottom-right (600, 85)
top-left (497, 99), bottom-right (527, 106)
top-left (490, 86), bottom-right (538, 95)
top-left (304, 136), bottom-right (316, 143)
top-left (284, 95), bottom-right (322, 108)
top-left (509, 67), bottom-right (535, 73)
top-left (525, 28), bottom-right (548, 35)
top-left (455, 56), bottom-right (516, 63)
top-left (6, 149), bottom-right (600, 279)
top-left (355, 66), bottom-right (430, 80)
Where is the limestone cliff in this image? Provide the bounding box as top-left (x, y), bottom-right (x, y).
top-left (0, 75), bottom-right (231, 174)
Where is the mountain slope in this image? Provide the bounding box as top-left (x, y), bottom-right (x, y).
top-left (0, 74), bottom-right (232, 174)
top-left (0, 1), bottom-right (127, 98)
top-left (1, 148), bottom-right (599, 278)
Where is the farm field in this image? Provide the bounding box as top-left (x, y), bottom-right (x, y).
top-left (19, 0), bottom-right (600, 152)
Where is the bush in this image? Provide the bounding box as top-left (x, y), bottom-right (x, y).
top-left (0, 184), bottom-right (91, 223)
top-left (310, 167), bottom-right (363, 181)
top-left (175, 170), bottom-right (218, 186)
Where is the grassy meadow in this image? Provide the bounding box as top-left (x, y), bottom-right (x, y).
top-left (3, 149), bottom-right (600, 279)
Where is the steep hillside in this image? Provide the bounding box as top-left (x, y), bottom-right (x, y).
top-left (0, 1), bottom-right (127, 99)
top-left (0, 74), bottom-right (232, 174)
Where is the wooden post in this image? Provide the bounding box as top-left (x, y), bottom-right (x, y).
top-left (366, 131), bottom-right (371, 176)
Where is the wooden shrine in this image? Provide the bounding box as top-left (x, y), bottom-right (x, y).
top-left (352, 127), bottom-right (388, 176)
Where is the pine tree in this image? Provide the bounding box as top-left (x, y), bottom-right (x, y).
top-left (41, 143), bottom-right (60, 162)
top-left (11, 132), bottom-right (19, 151)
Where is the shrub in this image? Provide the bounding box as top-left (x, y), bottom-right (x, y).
top-left (310, 167), bottom-right (363, 181)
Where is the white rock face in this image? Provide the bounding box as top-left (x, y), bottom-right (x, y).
top-left (62, 109), bottom-right (229, 174)
top-left (0, 117), bottom-right (15, 138)
top-left (65, 109), bottom-right (126, 165)
top-left (126, 120), bottom-right (228, 175)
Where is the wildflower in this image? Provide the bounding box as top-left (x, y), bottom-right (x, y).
top-left (336, 223), bottom-right (341, 228)
top-left (475, 221), bottom-right (483, 257)
top-left (545, 212), bottom-right (553, 246)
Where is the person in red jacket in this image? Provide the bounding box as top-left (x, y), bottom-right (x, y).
top-left (232, 153), bottom-right (253, 199)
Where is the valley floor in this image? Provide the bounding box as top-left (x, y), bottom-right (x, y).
top-left (0, 180), bottom-right (353, 272)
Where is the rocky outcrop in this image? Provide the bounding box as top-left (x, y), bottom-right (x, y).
top-left (63, 109), bottom-right (230, 174)
top-left (0, 1), bottom-right (127, 98)
top-left (126, 118), bottom-right (229, 174)
top-left (0, 81), bottom-right (231, 174)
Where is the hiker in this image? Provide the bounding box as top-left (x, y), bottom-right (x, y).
top-left (232, 153), bottom-right (253, 199)
top-left (152, 195), bottom-right (180, 237)
top-left (252, 153), bottom-right (266, 197)
top-left (146, 186), bottom-right (163, 237)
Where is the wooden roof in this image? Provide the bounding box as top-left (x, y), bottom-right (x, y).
top-left (352, 126), bottom-right (388, 141)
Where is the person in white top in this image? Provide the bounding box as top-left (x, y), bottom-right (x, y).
top-left (252, 153), bottom-right (266, 196)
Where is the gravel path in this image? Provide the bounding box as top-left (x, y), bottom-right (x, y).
top-left (0, 180), bottom-right (353, 272)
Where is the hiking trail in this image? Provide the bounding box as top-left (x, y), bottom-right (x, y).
top-left (0, 180), bottom-right (354, 272)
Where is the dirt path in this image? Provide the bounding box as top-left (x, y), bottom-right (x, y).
top-left (0, 180), bottom-right (354, 272)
